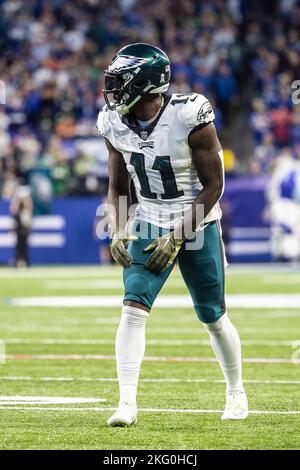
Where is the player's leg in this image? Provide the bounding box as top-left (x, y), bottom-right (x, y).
top-left (107, 300), bottom-right (149, 427)
top-left (203, 314), bottom-right (248, 420)
top-left (178, 221), bottom-right (248, 420)
top-left (107, 221), bottom-right (174, 426)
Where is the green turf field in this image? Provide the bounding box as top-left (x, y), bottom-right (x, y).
top-left (0, 265), bottom-right (299, 450)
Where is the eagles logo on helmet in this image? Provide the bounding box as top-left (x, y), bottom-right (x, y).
top-left (103, 43), bottom-right (171, 115)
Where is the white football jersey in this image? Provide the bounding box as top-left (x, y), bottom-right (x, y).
top-left (97, 93), bottom-right (223, 229)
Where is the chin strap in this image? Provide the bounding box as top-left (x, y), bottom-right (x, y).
top-left (116, 83), bottom-right (162, 116)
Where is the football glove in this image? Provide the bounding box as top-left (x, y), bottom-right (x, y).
top-left (143, 232), bottom-right (184, 273)
top-left (110, 230), bottom-right (137, 269)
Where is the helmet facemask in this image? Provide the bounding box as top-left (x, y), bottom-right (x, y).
top-left (103, 72), bottom-right (126, 111)
top-left (103, 68), bottom-right (155, 115)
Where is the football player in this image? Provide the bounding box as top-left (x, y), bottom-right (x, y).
top-left (97, 43), bottom-right (248, 426)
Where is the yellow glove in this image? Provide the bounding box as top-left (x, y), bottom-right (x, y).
top-left (110, 230), bottom-right (137, 269)
top-left (143, 232), bottom-right (184, 273)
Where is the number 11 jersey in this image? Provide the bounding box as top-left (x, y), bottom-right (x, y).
top-left (97, 93), bottom-right (223, 229)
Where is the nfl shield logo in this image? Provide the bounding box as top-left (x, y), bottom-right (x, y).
top-left (140, 130), bottom-right (148, 140)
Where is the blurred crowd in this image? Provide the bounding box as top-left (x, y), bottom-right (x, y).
top-left (0, 0), bottom-right (300, 200)
top-left (248, 0), bottom-right (300, 174)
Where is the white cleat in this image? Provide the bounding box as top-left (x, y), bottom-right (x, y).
top-left (221, 391), bottom-right (248, 421)
top-left (107, 402), bottom-right (137, 427)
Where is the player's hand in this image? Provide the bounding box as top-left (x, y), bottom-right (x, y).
top-left (110, 230), bottom-right (138, 269)
top-left (143, 232), bottom-right (184, 273)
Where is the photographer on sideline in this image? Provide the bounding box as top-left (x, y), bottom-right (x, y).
top-left (10, 185), bottom-right (33, 267)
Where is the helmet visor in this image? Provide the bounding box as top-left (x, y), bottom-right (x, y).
top-left (103, 72), bottom-right (124, 109)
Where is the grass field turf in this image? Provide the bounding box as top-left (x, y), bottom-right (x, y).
top-left (0, 265), bottom-right (299, 450)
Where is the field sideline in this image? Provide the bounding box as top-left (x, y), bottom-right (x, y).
top-left (0, 265), bottom-right (299, 450)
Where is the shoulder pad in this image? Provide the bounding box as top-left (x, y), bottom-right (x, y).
top-left (177, 93), bottom-right (215, 133)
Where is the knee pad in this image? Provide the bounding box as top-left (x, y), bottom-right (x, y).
top-left (203, 312), bottom-right (229, 336)
top-left (194, 303), bottom-right (226, 324)
top-left (124, 272), bottom-right (152, 308)
top-left (124, 273), bottom-right (149, 298)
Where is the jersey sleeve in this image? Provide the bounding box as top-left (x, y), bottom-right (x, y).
top-left (180, 93), bottom-right (215, 135)
top-left (96, 105), bottom-right (109, 138)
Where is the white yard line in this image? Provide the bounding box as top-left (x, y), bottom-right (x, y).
top-left (0, 396), bottom-right (106, 404)
top-left (1, 326), bottom-right (299, 336)
top-left (2, 338), bottom-right (297, 346)
top-left (0, 406), bottom-right (299, 415)
top-left (0, 376), bottom-right (299, 385)
top-left (5, 354), bottom-right (298, 364)
top-left (6, 294), bottom-right (300, 309)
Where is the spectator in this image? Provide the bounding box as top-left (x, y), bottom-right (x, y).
top-left (249, 98), bottom-right (270, 145)
top-left (251, 132), bottom-right (277, 174)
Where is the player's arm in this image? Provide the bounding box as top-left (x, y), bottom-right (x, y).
top-left (107, 138), bottom-right (131, 232)
top-left (106, 138), bottom-right (136, 268)
top-left (174, 122), bottom-right (224, 239)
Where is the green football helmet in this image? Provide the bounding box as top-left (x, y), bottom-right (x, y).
top-left (103, 43), bottom-right (171, 115)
